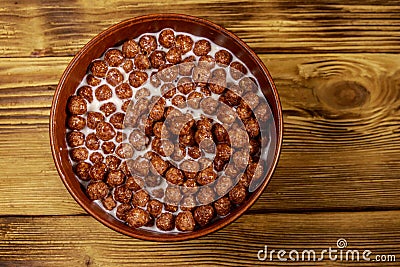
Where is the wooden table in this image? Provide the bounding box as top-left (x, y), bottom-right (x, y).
top-left (1, 0), bottom-right (400, 266)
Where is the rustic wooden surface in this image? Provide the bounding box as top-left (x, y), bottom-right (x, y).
top-left (1, 0), bottom-right (400, 266)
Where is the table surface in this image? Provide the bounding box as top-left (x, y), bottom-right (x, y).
top-left (1, 0), bottom-right (400, 266)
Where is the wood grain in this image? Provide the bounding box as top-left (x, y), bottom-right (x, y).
top-left (0, 54), bottom-right (399, 216)
top-left (0, 211), bottom-right (399, 266)
top-left (1, 0), bottom-right (400, 57)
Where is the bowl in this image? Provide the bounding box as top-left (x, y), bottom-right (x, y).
top-left (50, 14), bottom-right (283, 241)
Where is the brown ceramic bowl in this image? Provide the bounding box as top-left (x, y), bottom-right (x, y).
top-left (50, 14), bottom-right (283, 241)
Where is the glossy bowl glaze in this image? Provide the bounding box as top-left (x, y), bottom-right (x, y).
top-left (50, 14), bottom-right (283, 241)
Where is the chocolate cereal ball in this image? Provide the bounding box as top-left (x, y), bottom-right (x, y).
top-left (104, 49), bottom-right (124, 67)
top-left (70, 147), bottom-right (88, 162)
top-left (179, 56), bottom-right (195, 76)
top-left (151, 138), bottom-right (174, 157)
top-left (85, 133), bottom-right (99, 150)
top-left (109, 112), bottom-right (125, 130)
top-left (212, 123), bottom-right (229, 143)
top-left (172, 95), bottom-right (187, 109)
top-left (175, 211), bottom-right (196, 231)
top-left (126, 207), bottom-right (151, 228)
top-left (132, 189), bottom-right (150, 207)
top-left (215, 50), bottom-right (232, 66)
top-left (175, 35), bottom-right (194, 54)
top-left (139, 35), bottom-right (157, 54)
top-left (216, 143), bottom-right (232, 162)
top-left (160, 83), bottom-right (176, 99)
top-left (87, 181), bottom-right (109, 200)
top-left (122, 39), bottom-right (141, 58)
top-left (150, 154), bottom-right (169, 176)
top-left (106, 170), bottom-right (125, 187)
top-left (101, 141), bottom-right (115, 154)
top-left (229, 127), bottom-right (249, 149)
top-left (254, 102), bottom-right (271, 123)
top-left (164, 203), bottom-right (178, 213)
top-left (89, 152), bottom-right (104, 164)
top-left (166, 47), bottom-right (182, 64)
top-left (95, 84), bottom-right (112, 101)
top-left (187, 91), bottom-right (203, 109)
top-left (135, 87), bottom-right (150, 100)
top-left (244, 117), bottom-right (260, 138)
top-left (217, 105), bottom-right (237, 125)
top-left (199, 55), bottom-right (215, 69)
top-left (125, 175), bottom-right (145, 192)
top-left (197, 186), bottom-right (216, 205)
top-left (149, 50), bottom-right (166, 69)
top-left (115, 143), bottom-right (134, 159)
top-left (96, 122), bottom-right (116, 141)
top-left (87, 112), bottom-right (104, 129)
top-left (106, 68), bottom-right (123, 86)
top-left (115, 83), bottom-right (133, 100)
top-left (116, 203), bottom-right (132, 220)
top-left (171, 144), bottom-right (186, 162)
top-left (158, 29), bottom-right (175, 48)
top-left (86, 74), bottom-right (101, 86)
top-left (129, 70), bottom-right (148, 88)
top-left (156, 212), bottom-right (175, 231)
top-left (123, 59), bottom-right (134, 73)
top-left (239, 77), bottom-right (258, 92)
top-left (229, 184), bottom-right (247, 205)
top-left (89, 162), bottom-right (107, 181)
top-left (134, 54), bottom-right (151, 70)
top-left (105, 155), bottom-right (121, 171)
top-left (193, 205), bottom-right (215, 226)
top-left (181, 179), bottom-right (198, 196)
top-left (129, 129), bottom-right (149, 151)
top-left (77, 86), bottom-right (93, 103)
top-left (100, 102), bottom-right (117, 117)
top-left (187, 145), bottom-right (201, 159)
top-left (158, 64), bottom-right (179, 82)
top-left (147, 199), bottom-right (163, 217)
top-left (114, 185), bottom-right (133, 204)
top-left (165, 167), bottom-right (185, 185)
top-left (192, 66), bottom-right (211, 84)
top-left (67, 115), bottom-right (86, 130)
top-left (150, 71), bottom-right (161, 87)
top-left (67, 131), bottom-right (85, 147)
top-left (193, 39), bottom-right (211, 56)
top-left (241, 92), bottom-right (259, 110)
top-left (214, 196), bottom-right (232, 216)
top-left (90, 60), bottom-right (108, 78)
top-left (180, 195), bottom-right (197, 211)
top-left (67, 95), bottom-right (87, 115)
top-left (196, 166), bottom-right (217, 186)
top-left (177, 77), bottom-right (195, 95)
top-left (74, 162), bottom-right (91, 181)
top-left (230, 62), bottom-right (248, 80)
top-left (102, 195), bottom-right (117, 211)
top-left (200, 97), bottom-right (218, 115)
top-left (180, 160), bottom-right (199, 180)
top-left (215, 176), bottom-right (234, 196)
top-left (233, 149), bottom-right (250, 171)
top-left (153, 121), bottom-right (169, 139)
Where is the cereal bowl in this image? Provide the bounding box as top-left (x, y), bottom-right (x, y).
top-left (50, 14), bottom-right (283, 241)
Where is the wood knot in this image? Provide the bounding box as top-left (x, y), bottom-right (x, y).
top-left (315, 81), bottom-right (370, 110)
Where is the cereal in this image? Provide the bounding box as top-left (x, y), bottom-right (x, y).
top-left (175, 211), bottom-right (195, 231)
top-left (156, 212), bottom-right (175, 231)
top-left (74, 162), bottom-right (91, 181)
top-left (87, 181), bottom-right (108, 200)
top-left (158, 29), bottom-right (175, 48)
top-left (67, 96), bottom-right (87, 115)
top-left (126, 207), bottom-right (151, 228)
top-left (67, 131), bottom-right (85, 147)
top-left (122, 39), bottom-right (141, 58)
top-left (90, 60), bottom-right (108, 77)
top-left (104, 49), bottom-right (124, 67)
top-left (193, 205), bottom-right (214, 226)
top-left (89, 162), bottom-right (107, 181)
top-left (67, 115), bottom-right (86, 130)
top-left (67, 28), bottom-right (273, 234)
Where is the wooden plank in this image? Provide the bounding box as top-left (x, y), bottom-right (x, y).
top-left (0, 0), bottom-right (400, 57)
top-left (0, 54), bottom-right (400, 215)
top-left (0, 211), bottom-right (399, 266)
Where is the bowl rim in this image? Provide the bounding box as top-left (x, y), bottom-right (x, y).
top-left (50, 13), bottom-right (283, 241)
